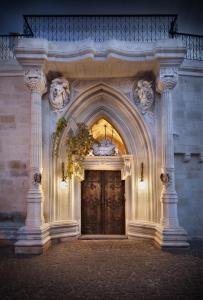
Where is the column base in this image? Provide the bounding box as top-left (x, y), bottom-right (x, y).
top-left (15, 223), bottom-right (50, 255)
top-left (127, 221), bottom-right (156, 240)
top-left (155, 225), bottom-right (189, 248)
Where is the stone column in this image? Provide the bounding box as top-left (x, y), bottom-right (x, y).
top-left (24, 68), bottom-right (46, 227)
top-left (15, 68), bottom-right (50, 254)
top-left (155, 67), bottom-right (188, 247)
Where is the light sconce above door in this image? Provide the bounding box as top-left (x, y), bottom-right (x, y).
top-left (60, 162), bottom-right (68, 189)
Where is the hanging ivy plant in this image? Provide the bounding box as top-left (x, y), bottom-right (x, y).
top-left (55, 117), bottom-right (67, 138)
top-left (66, 123), bottom-right (96, 179)
top-left (54, 118), bottom-right (96, 179)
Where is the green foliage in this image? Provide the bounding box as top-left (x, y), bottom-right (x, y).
top-left (54, 119), bottom-right (96, 179)
top-left (55, 117), bottom-right (67, 138)
top-left (66, 123), bottom-right (96, 179)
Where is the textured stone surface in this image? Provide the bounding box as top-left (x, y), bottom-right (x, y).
top-left (175, 155), bottom-right (203, 238)
top-left (0, 239), bottom-right (202, 300)
top-left (0, 76), bottom-right (29, 214)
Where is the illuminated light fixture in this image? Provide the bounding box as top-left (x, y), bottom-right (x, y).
top-left (60, 162), bottom-right (68, 189)
top-left (139, 162), bottom-right (146, 189)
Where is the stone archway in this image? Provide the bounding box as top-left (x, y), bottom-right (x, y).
top-left (52, 83), bottom-right (156, 238)
top-left (14, 38), bottom-right (189, 254)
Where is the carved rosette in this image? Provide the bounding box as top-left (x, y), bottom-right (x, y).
top-left (49, 77), bottom-right (70, 111)
top-left (25, 69), bottom-right (47, 94)
top-left (133, 80), bottom-right (154, 114)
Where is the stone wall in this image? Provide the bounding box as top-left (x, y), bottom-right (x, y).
top-left (174, 75), bottom-right (203, 238)
top-left (0, 67), bottom-right (203, 241)
top-left (0, 75), bottom-right (29, 224)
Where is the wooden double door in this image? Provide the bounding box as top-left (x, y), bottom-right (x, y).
top-left (81, 170), bottom-right (125, 235)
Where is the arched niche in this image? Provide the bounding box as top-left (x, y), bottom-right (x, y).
top-left (50, 83), bottom-right (157, 236)
top-left (90, 117), bottom-right (127, 155)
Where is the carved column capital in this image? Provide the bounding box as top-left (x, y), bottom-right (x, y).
top-left (157, 67), bottom-right (178, 93)
top-left (25, 68), bottom-right (47, 94)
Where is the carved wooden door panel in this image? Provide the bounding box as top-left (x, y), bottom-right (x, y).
top-left (103, 171), bottom-right (125, 234)
top-left (81, 170), bottom-right (125, 235)
top-left (81, 170), bottom-right (102, 234)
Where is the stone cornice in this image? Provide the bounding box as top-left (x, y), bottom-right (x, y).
top-left (13, 38), bottom-right (185, 65)
top-left (179, 59), bottom-right (203, 77)
top-left (4, 38), bottom-right (203, 78)
top-left (15, 38), bottom-right (48, 67)
top-left (47, 39), bottom-right (186, 64)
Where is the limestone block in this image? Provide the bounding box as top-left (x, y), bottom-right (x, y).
top-left (8, 160), bottom-right (28, 177)
top-left (0, 115), bottom-right (16, 129)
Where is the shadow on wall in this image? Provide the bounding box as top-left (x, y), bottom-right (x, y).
top-left (175, 154), bottom-right (203, 239)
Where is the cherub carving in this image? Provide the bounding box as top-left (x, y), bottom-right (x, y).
top-left (134, 80), bottom-right (154, 114)
top-left (49, 77), bottom-right (70, 111)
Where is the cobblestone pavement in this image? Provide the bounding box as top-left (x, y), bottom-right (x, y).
top-left (0, 239), bottom-right (202, 300)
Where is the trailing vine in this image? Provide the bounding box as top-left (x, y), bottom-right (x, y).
top-left (66, 123), bottom-right (95, 179)
top-left (55, 117), bottom-right (67, 138)
top-left (54, 118), bottom-right (96, 179)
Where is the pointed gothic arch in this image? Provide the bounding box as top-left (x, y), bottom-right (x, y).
top-left (49, 83), bottom-right (157, 235)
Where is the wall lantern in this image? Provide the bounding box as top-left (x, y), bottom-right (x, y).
top-left (139, 162), bottom-right (146, 189)
top-left (60, 162), bottom-right (68, 189)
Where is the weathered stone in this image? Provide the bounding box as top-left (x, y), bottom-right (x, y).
top-left (8, 160), bottom-right (26, 169)
top-left (0, 115), bottom-right (16, 129)
top-left (0, 161), bottom-right (4, 171)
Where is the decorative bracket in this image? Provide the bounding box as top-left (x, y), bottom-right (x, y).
top-left (160, 173), bottom-right (170, 185)
top-left (121, 155), bottom-right (133, 180)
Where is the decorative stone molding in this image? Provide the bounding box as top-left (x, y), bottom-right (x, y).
top-left (121, 155), bottom-right (132, 180)
top-left (159, 67), bottom-right (178, 78)
top-left (134, 80), bottom-right (154, 114)
top-left (25, 68), bottom-right (47, 94)
top-left (49, 77), bottom-right (70, 111)
top-left (156, 67), bottom-right (178, 93)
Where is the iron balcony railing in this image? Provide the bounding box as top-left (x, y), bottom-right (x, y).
top-left (0, 15), bottom-right (202, 61)
top-left (173, 32), bottom-right (203, 61)
top-left (0, 34), bottom-right (30, 60)
top-left (24, 15), bottom-right (177, 42)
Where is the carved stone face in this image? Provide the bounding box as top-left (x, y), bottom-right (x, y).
top-left (135, 80), bottom-right (154, 114)
top-left (49, 77), bottom-right (70, 111)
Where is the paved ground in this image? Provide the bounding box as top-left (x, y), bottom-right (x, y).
top-left (0, 239), bottom-right (202, 300)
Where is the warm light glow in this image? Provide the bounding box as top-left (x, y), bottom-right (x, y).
top-left (139, 180), bottom-right (146, 189)
top-left (60, 180), bottom-right (68, 189)
top-left (90, 118), bottom-right (126, 155)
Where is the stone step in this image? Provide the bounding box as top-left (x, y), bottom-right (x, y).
top-left (78, 235), bottom-right (128, 240)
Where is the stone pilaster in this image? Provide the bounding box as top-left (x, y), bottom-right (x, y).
top-left (15, 68), bottom-right (50, 254)
top-left (155, 67), bottom-right (189, 247)
top-left (25, 68), bottom-right (46, 227)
